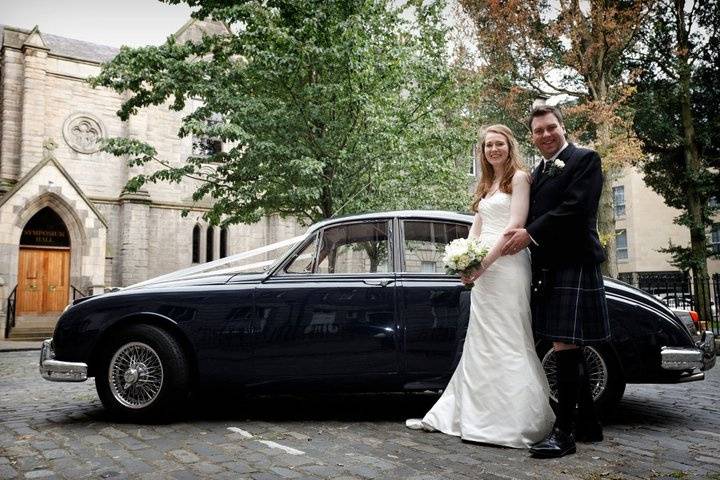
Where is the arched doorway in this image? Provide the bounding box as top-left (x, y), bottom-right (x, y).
top-left (16, 207), bottom-right (71, 316)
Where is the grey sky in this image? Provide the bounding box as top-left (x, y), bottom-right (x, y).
top-left (1, 0), bottom-right (195, 47)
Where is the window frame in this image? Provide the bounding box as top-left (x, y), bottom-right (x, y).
top-left (613, 185), bottom-right (626, 218)
top-left (206, 226), bottom-right (215, 262)
top-left (276, 219), bottom-right (395, 277)
top-left (191, 224), bottom-right (201, 264)
top-left (710, 223), bottom-right (720, 254)
top-left (616, 229), bottom-right (629, 261)
top-left (469, 143), bottom-right (478, 177)
top-left (398, 219), bottom-right (472, 276)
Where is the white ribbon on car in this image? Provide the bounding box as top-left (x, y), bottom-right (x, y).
top-left (123, 234), bottom-right (306, 290)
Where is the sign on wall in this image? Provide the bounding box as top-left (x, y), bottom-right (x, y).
top-left (20, 207), bottom-right (70, 248)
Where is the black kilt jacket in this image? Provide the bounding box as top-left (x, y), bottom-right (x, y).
top-left (526, 143), bottom-right (606, 269)
top-left (527, 143), bottom-right (611, 345)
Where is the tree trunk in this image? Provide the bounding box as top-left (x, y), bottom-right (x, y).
top-left (598, 168), bottom-right (618, 278)
top-left (594, 108), bottom-right (618, 278)
top-left (675, 0), bottom-right (713, 324)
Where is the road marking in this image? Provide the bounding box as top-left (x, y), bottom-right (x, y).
top-left (227, 427), bottom-right (254, 438)
top-left (257, 440), bottom-right (305, 456)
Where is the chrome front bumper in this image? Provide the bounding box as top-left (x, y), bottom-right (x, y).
top-left (661, 330), bottom-right (716, 374)
top-left (39, 339), bottom-right (88, 382)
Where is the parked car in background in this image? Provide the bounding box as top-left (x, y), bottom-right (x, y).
top-left (40, 211), bottom-right (717, 420)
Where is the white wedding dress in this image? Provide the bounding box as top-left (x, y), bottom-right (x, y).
top-left (407, 192), bottom-right (555, 448)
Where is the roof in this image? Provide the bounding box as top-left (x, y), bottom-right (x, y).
top-left (0, 25), bottom-right (119, 63)
top-left (306, 210), bottom-right (474, 234)
top-left (0, 18), bottom-right (231, 65)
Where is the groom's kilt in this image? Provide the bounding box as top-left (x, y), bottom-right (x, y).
top-left (531, 262), bottom-right (610, 345)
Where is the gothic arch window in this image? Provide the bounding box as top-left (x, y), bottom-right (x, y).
top-left (220, 227), bottom-right (228, 259)
top-left (192, 225), bottom-right (201, 263)
top-left (206, 226), bottom-right (215, 262)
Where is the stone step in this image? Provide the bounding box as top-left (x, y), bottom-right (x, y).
top-left (9, 315), bottom-right (58, 340)
top-left (8, 328), bottom-right (54, 341)
top-left (14, 315), bottom-right (60, 329)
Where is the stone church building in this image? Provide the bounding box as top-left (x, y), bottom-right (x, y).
top-left (0, 20), bottom-right (303, 338)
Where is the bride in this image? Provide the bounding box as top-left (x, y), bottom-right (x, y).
top-left (406, 124), bottom-right (555, 448)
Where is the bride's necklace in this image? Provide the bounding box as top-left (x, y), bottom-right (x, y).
top-left (486, 181), bottom-right (501, 198)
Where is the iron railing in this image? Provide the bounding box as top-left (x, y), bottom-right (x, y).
top-left (71, 285), bottom-right (87, 301)
top-left (4, 285), bottom-right (17, 339)
top-left (618, 271), bottom-right (719, 334)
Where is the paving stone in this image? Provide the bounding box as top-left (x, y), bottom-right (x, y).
top-left (221, 461), bottom-right (256, 474)
top-left (170, 470), bottom-right (201, 480)
top-left (99, 427), bottom-right (128, 439)
top-left (168, 450), bottom-right (201, 464)
top-left (189, 462), bottom-right (225, 475)
top-left (83, 435), bottom-right (111, 445)
top-left (40, 450), bottom-right (66, 461)
top-left (23, 470), bottom-right (54, 479)
top-left (0, 464), bottom-right (17, 480)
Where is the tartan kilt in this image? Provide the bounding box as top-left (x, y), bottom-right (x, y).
top-left (531, 262), bottom-right (610, 345)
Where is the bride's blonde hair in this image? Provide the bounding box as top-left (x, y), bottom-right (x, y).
top-left (470, 124), bottom-right (526, 213)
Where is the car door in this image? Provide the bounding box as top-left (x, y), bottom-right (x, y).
top-left (252, 219), bottom-right (399, 387)
top-left (397, 219), bottom-right (471, 388)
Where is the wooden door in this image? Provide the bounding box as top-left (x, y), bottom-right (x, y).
top-left (17, 248), bottom-right (70, 314)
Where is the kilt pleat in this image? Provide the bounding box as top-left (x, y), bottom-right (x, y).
top-left (531, 262), bottom-right (610, 345)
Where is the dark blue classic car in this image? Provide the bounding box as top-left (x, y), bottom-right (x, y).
top-left (40, 211), bottom-right (716, 420)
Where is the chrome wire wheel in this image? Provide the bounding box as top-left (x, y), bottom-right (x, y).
top-left (108, 342), bottom-right (164, 409)
top-left (541, 346), bottom-right (608, 403)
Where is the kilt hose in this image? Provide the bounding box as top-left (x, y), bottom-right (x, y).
top-left (531, 262), bottom-right (610, 345)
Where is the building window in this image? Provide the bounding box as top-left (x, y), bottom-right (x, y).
top-left (192, 225), bottom-right (201, 263)
top-left (613, 186), bottom-right (625, 218)
top-left (420, 261), bottom-right (437, 273)
top-left (711, 224), bottom-right (720, 254)
top-left (469, 144), bottom-right (477, 176)
top-left (616, 229), bottom-right (628, 260)
top-left (192, 113), bottom-right (223, 158)
top-left (206, 227), bottom-right (214, 262)
top-left (220, 227), bottom-right (228, 258)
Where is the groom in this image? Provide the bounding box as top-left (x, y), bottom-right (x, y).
top-left (502, 105), bottom-right (610, 458)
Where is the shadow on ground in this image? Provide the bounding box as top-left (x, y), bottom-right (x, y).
top-left (76, 389), bottom-right (686, 427)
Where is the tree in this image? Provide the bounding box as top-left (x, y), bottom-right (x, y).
top-left (92, 0), bottom-right (480, 227)
top-left (460, 0), bottom-right (651, 276)
top-left (631, 0), bottom-right (720, 324)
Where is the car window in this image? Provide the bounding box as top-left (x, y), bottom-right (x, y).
top-left (316, 221), bottom-right (391, 274)
top-left (285, 234), bottom-right (319, 274)
top-left (403, 221), bottom-right (470, 273)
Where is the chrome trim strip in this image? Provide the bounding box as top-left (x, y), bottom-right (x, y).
top-left (39, 339), bottom-right (88, 382)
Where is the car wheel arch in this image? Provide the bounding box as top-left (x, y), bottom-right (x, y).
top-left (88, 313), bottom-right (197, 380)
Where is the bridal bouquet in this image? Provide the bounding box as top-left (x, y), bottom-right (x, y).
top-left (443, 238), bottom-right (489, 290)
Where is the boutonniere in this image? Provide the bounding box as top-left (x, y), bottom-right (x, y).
top-left (545, 159), bottom-right (565, 177)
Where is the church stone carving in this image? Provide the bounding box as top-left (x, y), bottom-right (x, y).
top-left (62, 113), bottom-right (105, 154)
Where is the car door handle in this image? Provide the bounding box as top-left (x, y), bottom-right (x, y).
top-left (363, 279), bottom-right (394, 287)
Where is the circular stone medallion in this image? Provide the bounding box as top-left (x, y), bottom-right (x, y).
top-left (63, 113), bottom-right (105, 154)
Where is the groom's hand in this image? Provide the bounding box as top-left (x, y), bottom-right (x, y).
top-left (501, 228), bottom-right (531, 256)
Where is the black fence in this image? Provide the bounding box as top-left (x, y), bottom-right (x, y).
top-left (617, 271), bottom-right (720, 334)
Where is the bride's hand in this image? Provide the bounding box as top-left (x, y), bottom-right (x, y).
top-left (461, 265), bottom-right (484, 284)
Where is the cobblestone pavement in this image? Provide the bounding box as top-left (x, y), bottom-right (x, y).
top-left (1, 351), bottom-right (719, 480)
